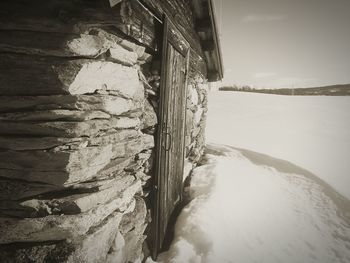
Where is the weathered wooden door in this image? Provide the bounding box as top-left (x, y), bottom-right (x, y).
top-left (152, 17), bottom-right (190, 258)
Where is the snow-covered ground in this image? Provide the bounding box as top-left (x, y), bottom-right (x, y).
top-left (148, 91), bottom-right (350, 262)
top-left (206, 92), bottom-right (350, 199)
top-left (149, 144), bottom-right (350, 263)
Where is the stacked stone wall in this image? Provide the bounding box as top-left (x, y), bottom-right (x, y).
top-left (0, 2), bottom-right (210, 261)
top-left (184, 78), bottom-right (209, 180)
top-left (0, 27), bottom-right (157, 262)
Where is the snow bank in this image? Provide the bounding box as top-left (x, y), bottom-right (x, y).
top-left (206, 91), bottom-right (350, 199)
top-left (148, 144), bottom-right (350, 263)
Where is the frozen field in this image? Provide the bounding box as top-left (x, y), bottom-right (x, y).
top-left (206, 91), bottom-right (350, 199)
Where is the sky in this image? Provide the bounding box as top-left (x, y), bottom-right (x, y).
top-left (213, 0), bottom-right (350, 88)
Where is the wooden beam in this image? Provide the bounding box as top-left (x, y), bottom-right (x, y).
top-left (195, 17), bottom-right (211, 32)
top-left (201, 39), bottom-right (215, 51)
top-left (208, 0), bottom-right (224, 79)
top-left (207, 70), bottom-right (220, 82)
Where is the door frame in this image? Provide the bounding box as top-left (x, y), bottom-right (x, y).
top-left (151, 15), bottom-right (190, 259)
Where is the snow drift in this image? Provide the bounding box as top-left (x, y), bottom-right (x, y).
top-left (150, 144), bottom-right (350, 263)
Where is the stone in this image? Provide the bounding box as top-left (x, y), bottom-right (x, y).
top-left (106, 231), bottom-right (126, 263)
top-left (198, 83), bottom-right (209, 91)
top-left (67, 34), bottom-right (105, 57)
top-left (0, 117), bottom-right (140, 137)
top-left (192, 126), bottom-right (201, 138)
top-left (0, 95), bottom-right (143, 116)
top-left (119, 197), bottom-right (147, 263)
top-left (123, 228), bottom-right (146, 263)
top-left (0, 200), bottom-right (48, 218)
top-left (137, 52), bottom-right (152, 65)
top-left (183, 158), bottom-right (193, 182)
top-left (0, 241), bottom-right (68, 263)
top-left (16, 175), bottom-right (136, 217)
top-left (185, 109), bottom-right (195, 145)
top-left (0, 129), bottom-right (139, 151)
top-left (194, 107), bottom-right (204, 124)
top-left (0, 110), bottom-right (110, 122)
top-left (0, 168), bottom-right (131, 202)
top-left (67, 61), bottom-right (140, 97)
top-left (0, 179), bottom-right (61, 201)
top-left (0, 137), bottom-right (83, 151)
top-left (95, 29), bottom-right (146, 59)
top-left (134, 172), bottom-right (151, 185)
top-left (188, 85), bottom-right (199, 106)
top-left (0, 181), bottom-right (140, 244)
top-left (64, 211), bottom-right (123, 263)
top-left (0, 208), bottom-right (135, 263)
top-left (0, 133), bottom-right (154, 185)
top-left (0, 145), bottom-right (113, 183)
top-left (109, 45), bottom-right (138, 66)
top-left (87, 129), bottom-right (139, 147)
top-left (90, 158), bottom-right (134, 182)
top-left (119, 197), bottom-right (147, 235)
top-left (140, 99), bottom-right (158, 130)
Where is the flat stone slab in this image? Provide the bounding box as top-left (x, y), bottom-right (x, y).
top-left (20, 175), bottom-right (136, 216)
top-left (0, 117), bottom-right (140, 137)
top-left (0, 133), bottom-right (154, 185)
top-left (0, 178), bottom-right (60, 201)
top-left (0, 175), bottom-right (136, 218)
top-left (0, 129), bottom-right (139, 151)
top-left (0, 159), bottom-right (133, 201)
top-left (0, 94), bottom-right (143, 116)
top-left (0, 181), bottom-right (141, 244)
top-left (0, 110), bottom-right (111, 122)
top-left (0, 208), bottom-right (133, 263)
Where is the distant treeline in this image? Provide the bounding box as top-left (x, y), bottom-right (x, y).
top-left (219, 84), bottom-right (350, 96)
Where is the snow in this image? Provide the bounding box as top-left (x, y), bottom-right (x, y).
top-left (206, 91), bottom-right (350, 199)
top-left (147, 91), bottom-right (350, 263)
top-left (149, 145), bottom-right (350, 263)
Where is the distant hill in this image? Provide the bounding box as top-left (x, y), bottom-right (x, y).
top-left (219, 84), bottom-right (350, 96)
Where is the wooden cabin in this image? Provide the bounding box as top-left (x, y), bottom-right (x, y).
top-left (0, 0), bottom-right (223, 261)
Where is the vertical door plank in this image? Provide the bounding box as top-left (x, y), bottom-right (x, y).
top-left (152, 16), bottom-right (190, 259)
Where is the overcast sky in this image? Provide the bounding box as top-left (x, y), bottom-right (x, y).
top-left (213, 0), bottom-right (350, 88)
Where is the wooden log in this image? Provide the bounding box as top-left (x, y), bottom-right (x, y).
top-left (142, 0), bottom-right (204, 55)
top-left (116, 1), bottom-right (157, 50)
top-left (0, 53), bottom-right (141, 96)
top-left (0, 0), bottom-right (158, 53)
top-left (0, 0), bottom-right (119, 34)
top-left (0, 30), bottom-right (104, 57)
top-left (0, 29), bottom-right (146, 65)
